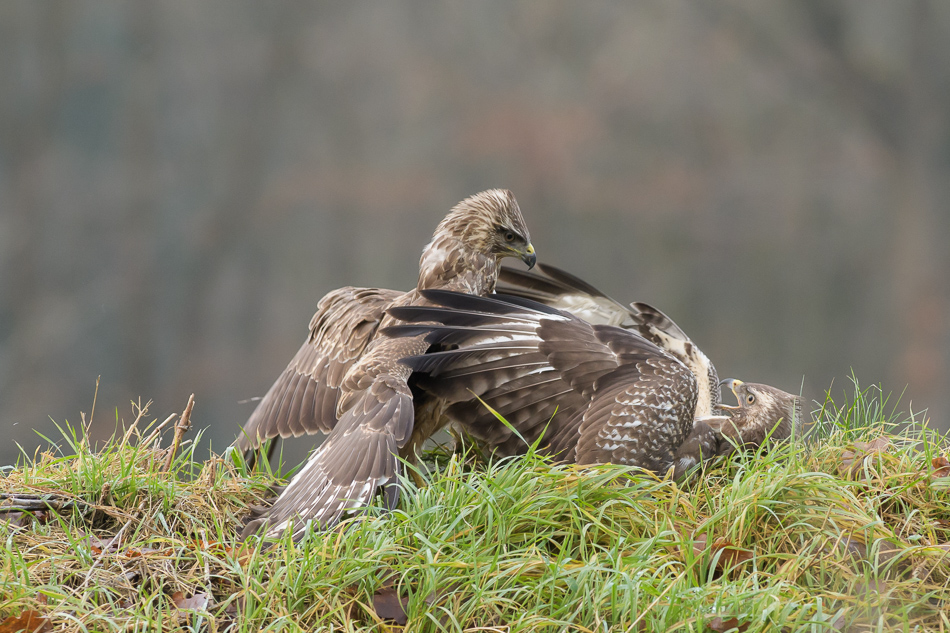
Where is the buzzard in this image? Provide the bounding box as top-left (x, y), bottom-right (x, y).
top-left (494, 264), bottom-right (803, 455)
top-left (238, 190), bottom-right (535, 539)
top-left (496, 264), bottom-right (722, 419)
top-left (388, 290), bottom-right (800, 476)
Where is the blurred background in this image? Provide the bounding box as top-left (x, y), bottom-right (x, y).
top-left (2, 1), bottom-right (948, 467)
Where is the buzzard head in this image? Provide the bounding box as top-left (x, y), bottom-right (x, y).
top-left (436, 189), bottom-right (536, 268)
top-left (718, 379), bottom-right (803, 448)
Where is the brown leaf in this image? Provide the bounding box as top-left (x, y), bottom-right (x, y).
top-left (853, 579), bottom-right (888, 598)
top-left (0, 512), bottom-right (33, 529)
top-left (710, 538), bottom-right (754, 569)
top-left (839, 437), bottom-right (891, 477)
top-left (931, 456), bottom-right (950, 479)
top-left (86, 534), bottom-right (121, 555)
top-left (690, 533), bottom-right (753, 571)
top-left (223, 544), bottom-right (256, 567)
top-left (171, 591), bottom-right (210, 611)
top-left (372, 586), bottom-right (409, 625)
top-left (0, 610), bottom-right (53, 633)
top-left (708, 616), bottom-right (749, 632)
top-left (691, 532), bottom-right (708, 556)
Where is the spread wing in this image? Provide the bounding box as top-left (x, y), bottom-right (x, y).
top-left (233, 286), bottom-right (402, 452)
top-left (392, 290), bottom-right (698, 472)
top-left (240, 345), bottom-right (419, 540)
top-left (498, 263), bottom-right (721, 417)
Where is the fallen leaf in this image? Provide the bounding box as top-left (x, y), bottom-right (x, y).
top-left (0, 610), bottom-right (52, 633)
top-left (931, 456), bottom-right (950, 479)
top-left (708, 616), bottom-right (749, 632)
top-left (171, 591), bottom-right (210, 611)
top-left (711, 538), bottom-right (754, 568)
top-left (688, 533), bottom-right (753, 574)
top-left (223, 544), bottom-right (256, 567)
top-left (839, 437), bottom-right (891, 476)
top-left (372, 586), bottom-right (409, 625)
top-left (691, 533), bottom-right (708, 556)
top-left (0, 512), bottom-right (33, 529)
top-left (85, 534), bottom-right (121, 555)
top-left (853, 579), bottom-right (888, 598)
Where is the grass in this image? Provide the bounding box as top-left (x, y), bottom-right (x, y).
top-left (1, 380), bottom-right (949, 632)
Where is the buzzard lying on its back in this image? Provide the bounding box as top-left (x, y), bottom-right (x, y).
top-left (497, 264), bottom-right (722, 419)
top-left (387, 288), bottom-right (801, 475)
top-left (494, 264), bottom-right (802, 457)
top-left (237, 190), bottom-right (536, 539)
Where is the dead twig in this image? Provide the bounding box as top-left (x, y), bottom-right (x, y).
top-left (119, 398), bottom-right (153, 450)
top-left (140, 412), bottom-right (178, 449)
top-left (163, 394), bottom-right (195, 472)
top-left (79, 376), bottom-right (101, 454)
top-left (0, 493), bottom-right (91, 514)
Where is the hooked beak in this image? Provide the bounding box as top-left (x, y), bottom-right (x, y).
top-left (719, 378), bottom-right (743, 409)
top-left (520, 243), bottom-right (537, 269)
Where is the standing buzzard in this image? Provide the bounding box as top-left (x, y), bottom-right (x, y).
top-left (389, 290), bottom-right (800, 476)
top-left (238, 190), bottom-right (536, 539)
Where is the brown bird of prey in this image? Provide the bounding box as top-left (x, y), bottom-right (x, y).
top-left (417, 262), bottom-right (720, 463)
top-left (388, 289), bottom-right (801, 476)
top-left (387, 290), bottom-right (722, 476)
top-left (496, 263), bottom-right (722, 419)
top-left (494, 264), bottom-right (802, 466)
top-left (238, 190), bottom-right (535, 539)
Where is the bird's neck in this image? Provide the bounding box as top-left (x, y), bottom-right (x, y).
top-left (417, 235), bottom-right (498, 295)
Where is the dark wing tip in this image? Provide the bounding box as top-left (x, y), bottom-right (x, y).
top-left (535, 262), bottom-right (611, 299)
top-left (418, 288), bottom-right (567, 318)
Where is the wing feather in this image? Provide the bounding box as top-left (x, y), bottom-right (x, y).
top-left (234, 286), bottom-right (401, 452)
top-left (241, 371), bottom-right (415, 541)
top-left (498, 263), bottom-right (721, 418)
top-left (398, 291), bottom-right (702, 472)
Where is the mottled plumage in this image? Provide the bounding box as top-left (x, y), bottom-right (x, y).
top-left (495, 263), bottom-right (802, 471)
top-left (497, 263), bottom-right (722, 418)
top-left (388, 290), bottom-right (705, 475)
top-left (234, 287), bottom-right (402, 452)
top-left (238, 189), bottom-right (535, 539)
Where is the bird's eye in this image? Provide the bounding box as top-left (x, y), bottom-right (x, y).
top-left (746, 394), bottom-right (756, 405)
top-left (505, 232), bottom-right (515, 242)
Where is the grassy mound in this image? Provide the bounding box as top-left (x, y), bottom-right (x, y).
top-left (1, 382), bottom-right (948, 632)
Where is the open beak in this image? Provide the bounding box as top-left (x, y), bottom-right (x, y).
top-left (520, 243), bottom-right (537, 269)
top-left (719, 378), bottom-right (743, 409)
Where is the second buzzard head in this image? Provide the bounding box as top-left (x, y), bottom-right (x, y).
top-left (719, 379), bottom-right (804, 448)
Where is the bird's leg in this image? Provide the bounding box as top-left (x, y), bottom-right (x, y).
top-left (399, 438), bottom-right (428, 488)
top-left (408, 462), bottom-right (426, 488)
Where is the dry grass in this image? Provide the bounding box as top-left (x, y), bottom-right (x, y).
top-left (1, 381), bottom-right (949, 632)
